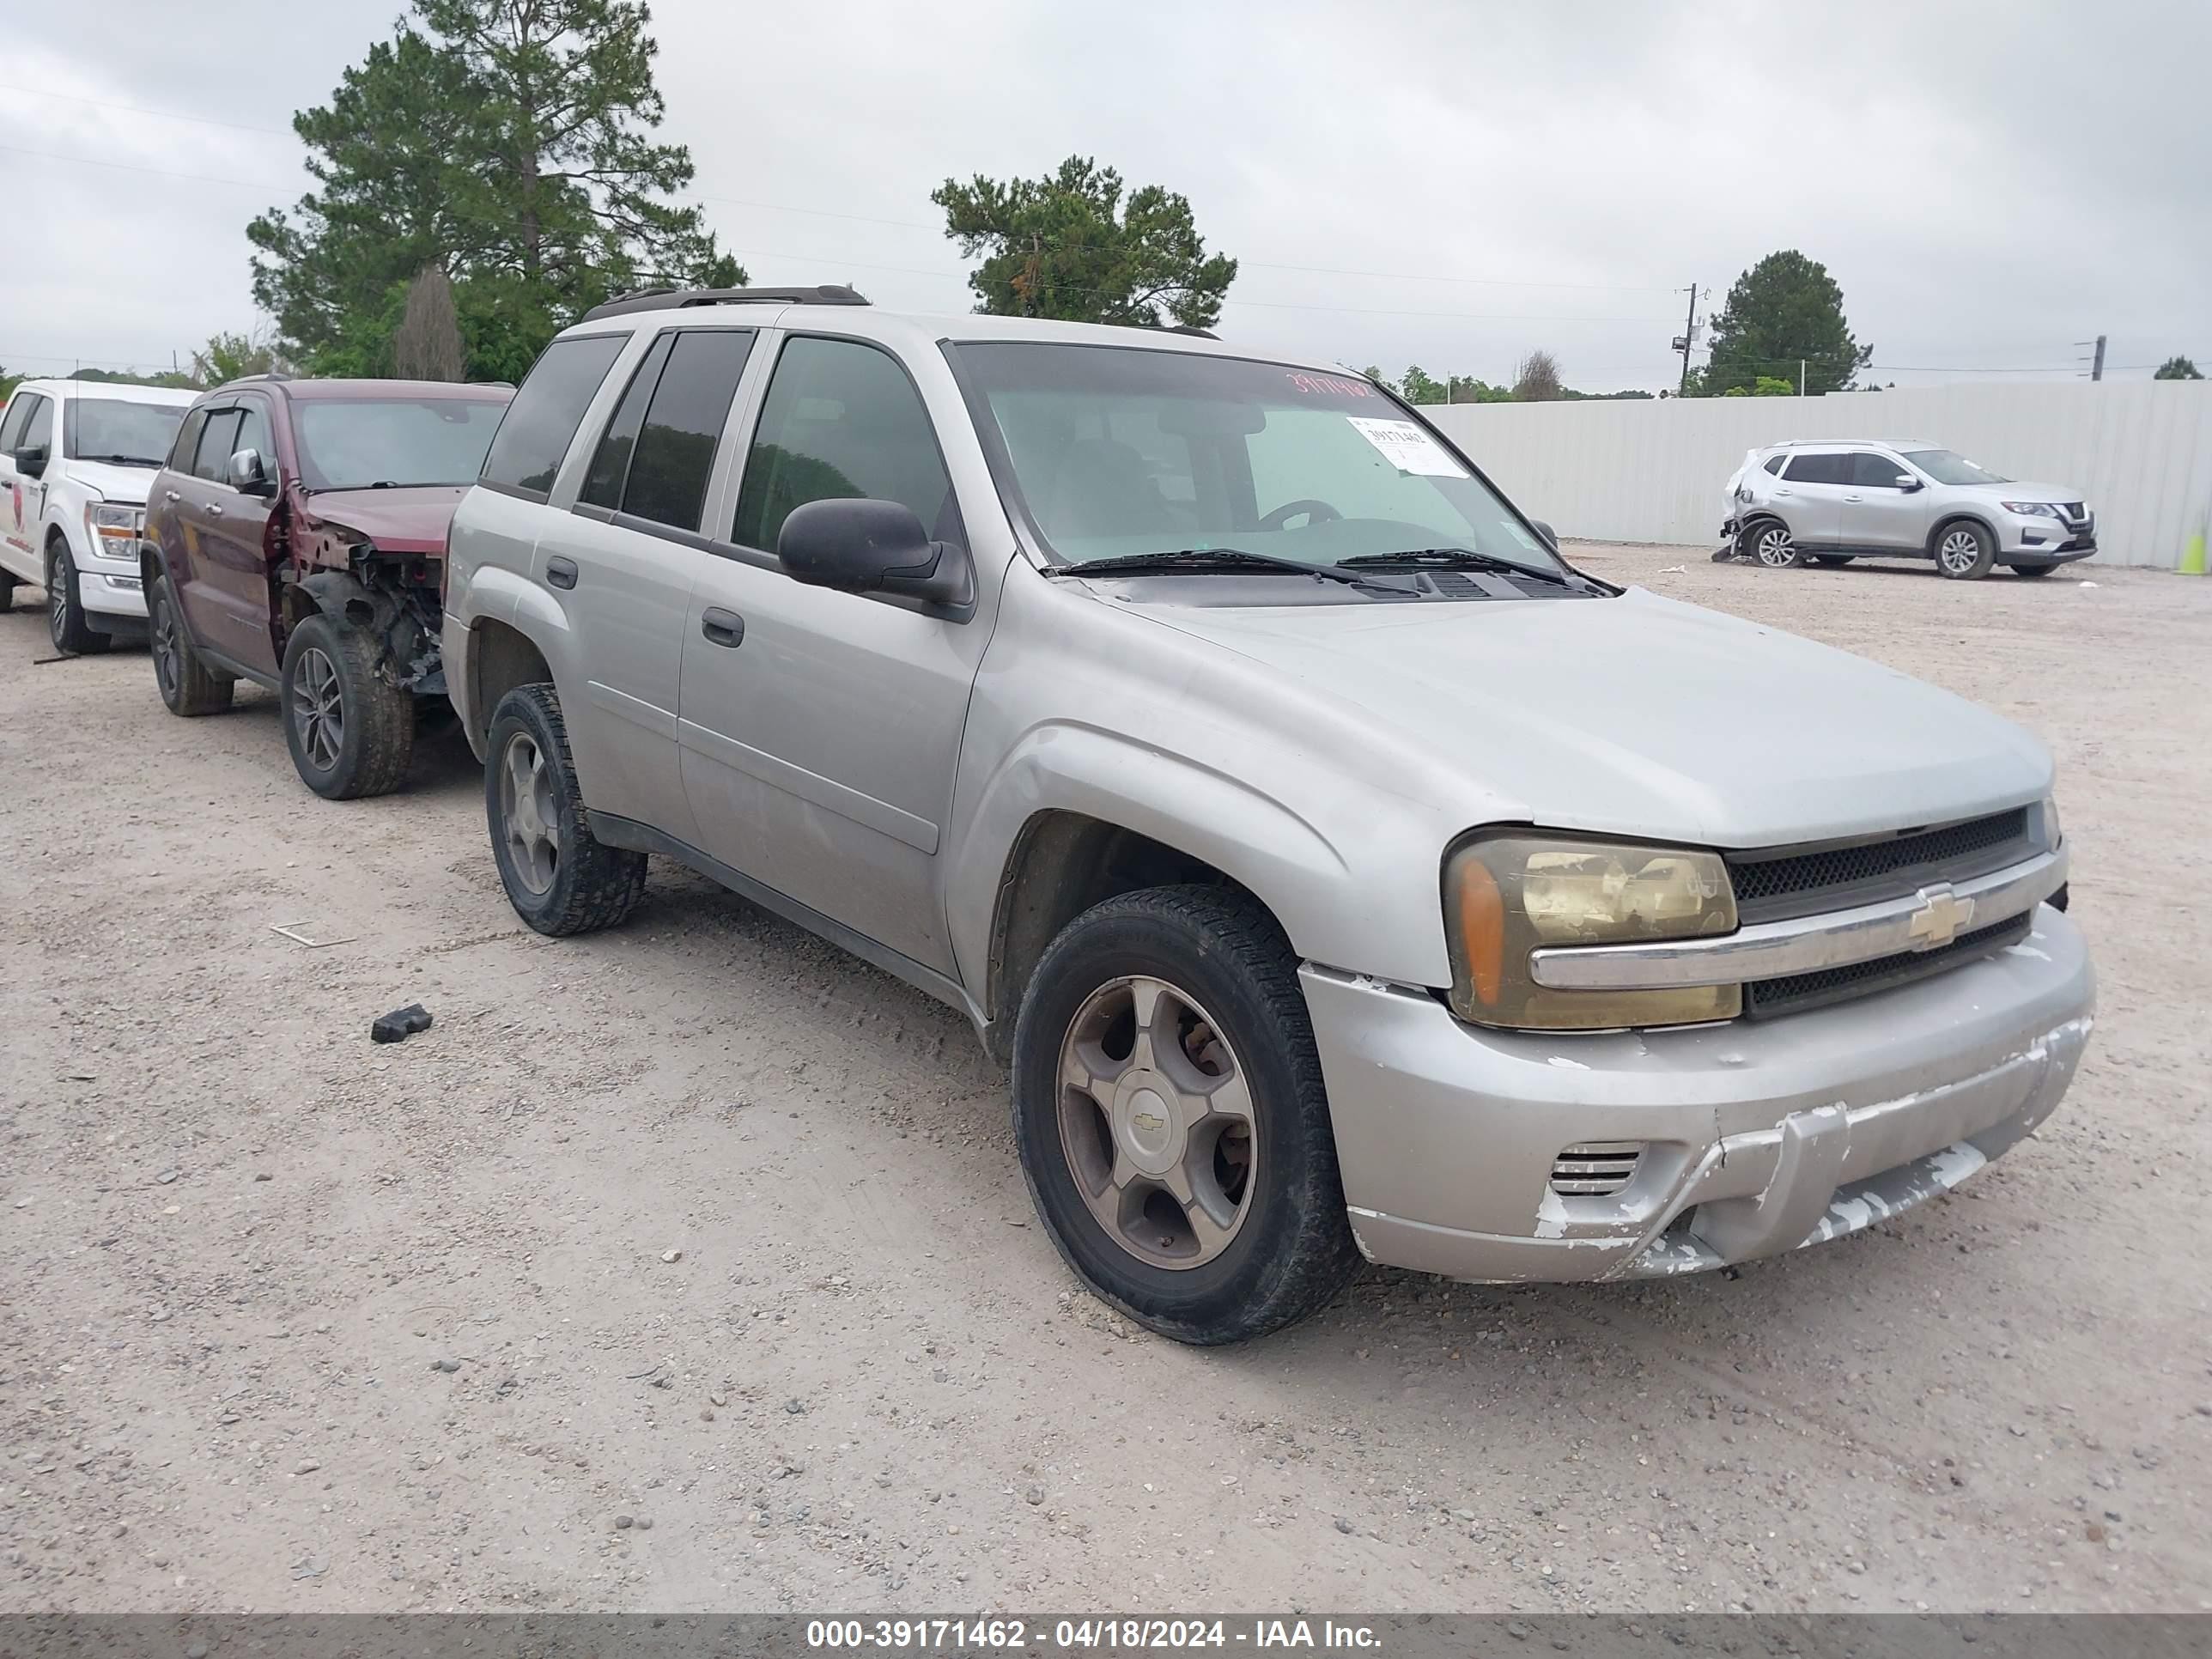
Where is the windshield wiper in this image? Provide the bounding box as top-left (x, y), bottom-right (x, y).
top-left (76, 453), bottom-right (161, 467)
top-left (1339, 546), bottom-right (1577, 586)
top-left (1047, 548), bottom-right (1409, 591)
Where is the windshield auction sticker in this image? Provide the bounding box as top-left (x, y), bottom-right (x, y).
top-left (1345, 416), bottom-right (1470, 477)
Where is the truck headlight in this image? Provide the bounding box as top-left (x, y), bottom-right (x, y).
top-left (87, 501), bottom-right (144, 552)
top-left (1444, 832), bottom-right (1741, 1030)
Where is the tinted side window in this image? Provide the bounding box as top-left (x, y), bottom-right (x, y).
top-left (193, 410), bottom-right (242, 481)
top-left (1761, 453), bottom-right (1786, 476)
top-left (0, 394), bottom-right (31, 453)
top-left (1850, 452), bottom-right (1905, 487)
top-left (482, 333), bottom-right (628, 500)
top-left (20, 396), bottom-right (53, 453)
top-left (169, 410), bottom-right (209, 471)
top-left (733, 337), bottom-right (960, 552)
top-left (580, 334), bottom-right (674, 510)
top-left (623, 330), bottom-right (755, 532)
top-left (235, 401), bottom-right (275, 469)
top-left (1785, 452), bottom-right (1846, 484)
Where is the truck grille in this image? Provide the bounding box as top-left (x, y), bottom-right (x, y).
top-left (1550, 1142), bottom-right (1644, 1197)
top-left (1743, 913), bottom-right (2032, 1019)
top-left (1727, 809), bottom-right (2032, 923)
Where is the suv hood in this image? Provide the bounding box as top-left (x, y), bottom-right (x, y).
top-left (301, 484), bottom-right (470, 555)
top-left (1138, 586), bottom-right (2051, 848)
top-left (1957, 480), bottom-right (2083, 506)
top-left (69, 459), bottom-right (164, 503)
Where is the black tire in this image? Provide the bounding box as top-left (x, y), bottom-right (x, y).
top-left (1737, 519), bottom-right (1801, 568)
top-left (47, 544), bottom-right (112, 655)
top-left (1809, 554), bottom-right (1854, 568)
top-left (483, 683), bottom-right (647, 937)
top-left (149, 575), bottom-right (234, 716)
top-left (1012, 884), bottom-right (1361, 1345)
top-left (0, 576), bottom-right (16, 613)
top-left (1934, 521), bottom-right (1996, 580)
top-left (2008, 562), bottom-right (2057, 579)
top-left (280, 611), bottom-right (414, 799)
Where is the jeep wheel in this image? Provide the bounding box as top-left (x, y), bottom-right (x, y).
top-left (1936, 523), bottom-right (1996, 580)
top-left (2008, 562), bottom-right (2056, 579)
top-left (149, 576), bottom-right (234, 716)
top-left (1740, 520), bottom-right (1801, 568)
top-left (483, 683), bottom-right (647, 937)
top-left (1012, 885), bottom-right (1360, 1345)
top-left (47, 544), bottom-right (112, 655)
top-left (280, 611), bottom-right (414, 799)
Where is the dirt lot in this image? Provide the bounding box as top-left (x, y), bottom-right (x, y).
top-left (3, 544), bottom-right (2208, 1615)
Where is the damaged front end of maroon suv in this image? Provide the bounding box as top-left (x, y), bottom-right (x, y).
top-left (142, 377), bottom-right (514, 799)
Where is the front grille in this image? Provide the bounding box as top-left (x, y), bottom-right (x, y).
top-left (1550, 1141), bottom-right (1644, 1197)
top-left (1744, 913), bottom-right (2031, 1019)
top-left (1728, 809), bottom-right (2032, 922)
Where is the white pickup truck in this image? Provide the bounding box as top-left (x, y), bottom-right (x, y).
top-left (0, 378), bottom-right (198, 653)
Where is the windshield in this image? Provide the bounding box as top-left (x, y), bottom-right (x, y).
top-left (70, 398), bottom-right (186, 465)
top-left (954, 343), bottom-right (1563, 574)
top-left (1901, 448), bottom-right (2008, 487)
top-left (293, 398), bottom-right (508, 491)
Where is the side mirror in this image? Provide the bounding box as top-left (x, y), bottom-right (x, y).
top-left (1528, 518), bottom-right (1560, 550)
top-left (12, 445), bottom-right (48, 481)
top-left (1893, 474), bottom-right (1922, 492)
top-left (776, 497), bottom-right (972, 607)
top-left (228, 447), bottom-right (274, 495)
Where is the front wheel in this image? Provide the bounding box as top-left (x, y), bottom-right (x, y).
top-left (1936, 523), bottom-right (1996, 580)
top-left (281, 611), bottom-right (415, 798)
top-left (483, 683), bottom-right (647, 936)
top-left (1740, 520), bottom-right (1801, 568)
top-left (2008, 562), bottom-right (2057, 579)
top-left (47, 545), bottom-right (112, 655)
top-left (1012, 885), bottom-right (1360, 1345)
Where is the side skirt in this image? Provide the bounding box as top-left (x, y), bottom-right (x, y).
top-left (583, 809), bottom-right (988, 1036)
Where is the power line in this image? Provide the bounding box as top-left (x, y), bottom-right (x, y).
top-left (0, 82), bottom-right (298, 137)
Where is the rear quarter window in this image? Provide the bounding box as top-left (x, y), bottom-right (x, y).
top-left (481, 333), bottom-right (629, 501)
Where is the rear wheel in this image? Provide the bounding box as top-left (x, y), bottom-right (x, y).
top-left (280, 611), bottom-right (414, 798)
top-left (149, 576), bottom-right (234, 716)
top-left (1012, 885), bottom-right (1360, 1345)
top-left (1936, 522), bottom-right (1996, 580)
top-left (47, 544), bottom-right (112, 655)
top-left (1740, 520), bottom-right (1801, 568)
top-left (483, 683), bottom-right (647, 936)
top-left (2008, 562), bottom-right (2056, 579)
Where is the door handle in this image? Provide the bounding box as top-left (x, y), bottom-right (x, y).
top-left (1843, 493), bottom-right (1863, 501)
top-left (165, 489), bottom-right (182, 502)
top-left (700, 607), bottom-right (744, 648)
top-left (1774, 488), bottom-right (1792, 495)
top-left (545, 556), bottom-right (578, 590)
top-left (204, 503), bottom-right (224, 517)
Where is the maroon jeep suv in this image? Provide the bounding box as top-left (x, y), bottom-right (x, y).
top-left (143, 376), bottom-right (513, 798)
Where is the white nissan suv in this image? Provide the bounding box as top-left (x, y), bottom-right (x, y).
top-left (0, 379), bottom-right (198, 652)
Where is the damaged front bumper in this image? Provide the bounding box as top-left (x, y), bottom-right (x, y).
top-left (1302, 904), bottom-right (2094, 1284)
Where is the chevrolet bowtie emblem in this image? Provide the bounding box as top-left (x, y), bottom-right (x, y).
top-left (1131, 1111), bottom-right (1167, 1133)
top-left (1907, 884), bottom-right (1975, 950)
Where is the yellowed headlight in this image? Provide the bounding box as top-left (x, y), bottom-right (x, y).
top-left (1445, 834), bottom-right (1741, 1030)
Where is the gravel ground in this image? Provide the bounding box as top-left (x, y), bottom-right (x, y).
top-left (2, 544), bottom-right (2207, 1615)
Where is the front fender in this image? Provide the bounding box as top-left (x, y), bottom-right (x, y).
top-left (447, 563), bottom-right (575, 759)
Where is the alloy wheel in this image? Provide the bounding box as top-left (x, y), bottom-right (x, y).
top-left (47, 554), bottom-right (69, 651)
top-left (1938, 530), bottom-right (1981, 575)
top-left (1754, 526), bottom-right (1796, 567)
top-left (1055, 975), bottom-right (1256, 1270)
top-left (290, 646), bottom-right (345, 772)
top-left (499, 732), bottom-right (561, 896)
top-left (152, 596), bottom-right (180, 700)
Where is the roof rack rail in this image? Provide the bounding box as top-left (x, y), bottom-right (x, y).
top-left (1162, 325), bottom-right (1219, 340)
top-left (230, 371), bottom-right (293, 384)
top-left (580, 284), bottom-right (871, 323)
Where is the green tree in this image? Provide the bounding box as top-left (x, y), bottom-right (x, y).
top-left (0, 368), bottom-right (23, 405)
top-left (1399, 366), bottom-right (1448, 404)
top-left (1721, 375), bottom-right (1796, 398)
top-left (933, 156), bottom-right (1237, 329)
top-left (1698, 250), bottom-right (1871, 397)
top-left (191, 330), bottom-right (293, 387)
top-left (249, 0), bottom-right (742, 381)
top-left (1513, 349), bottom-right (1563, 402)
top-left (2154, 355), bottom-right (2203, 380)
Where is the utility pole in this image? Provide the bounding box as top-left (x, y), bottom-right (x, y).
top-left (1799, 358), bottom-right (1806, 398)
top-left (2075, 335), bottom-right (2108, 380)
top-left (1673, 283), bottom-right (1698, 395)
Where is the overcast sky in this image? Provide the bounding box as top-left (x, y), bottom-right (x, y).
top-left (4, 0), bottom-right (2205, 391)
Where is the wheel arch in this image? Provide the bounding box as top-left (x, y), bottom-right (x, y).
top-left (465, 616), bottom-right (557, 759)
top-left (1926, 511), bottom-right (1999, 556)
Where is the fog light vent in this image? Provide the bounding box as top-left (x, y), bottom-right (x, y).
top-left (1550, 1141), bottom-right (1644, 1197)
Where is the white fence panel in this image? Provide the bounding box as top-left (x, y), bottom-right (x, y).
top-left (1423, 382), bottom-right (2212, 568)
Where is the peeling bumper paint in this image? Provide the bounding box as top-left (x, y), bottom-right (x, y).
top-left (1304, 904), bottom-right (2094, 1285)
